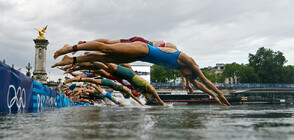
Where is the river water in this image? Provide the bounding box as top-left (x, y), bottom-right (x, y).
top-left (1, 104), bottom-right (294, 140)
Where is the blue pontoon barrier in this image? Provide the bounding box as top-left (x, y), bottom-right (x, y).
top-left (0, 61), bottom-right (89, 113)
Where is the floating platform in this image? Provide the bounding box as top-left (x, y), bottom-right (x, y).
top-left (146, 88), bottom-right (294, 105)
top-left (146, 90), bottom-right (218, 105)
top-left (229, 88), bottom-right (294, 104)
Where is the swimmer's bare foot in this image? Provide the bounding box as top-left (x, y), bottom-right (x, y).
top-left (51, 55), bottom-right (73, 68)
top-left (54, 44), bottom-right (74, 59)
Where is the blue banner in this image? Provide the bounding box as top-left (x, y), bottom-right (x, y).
top-left (0, 61), bottom-right (88, 113)
top-left (0, 62), bottom-right (33, 113)
top-left (32, 80), bottom-right (57, 111)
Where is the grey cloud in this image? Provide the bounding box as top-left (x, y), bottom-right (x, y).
top-left (1, 0), bottom-right (294, 81)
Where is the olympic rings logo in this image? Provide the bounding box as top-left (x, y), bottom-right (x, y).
top-left (7, 85), bottom-right (26, 112)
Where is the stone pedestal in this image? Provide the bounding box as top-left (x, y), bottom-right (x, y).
top-left (32, 39), bottom-right (49, 84)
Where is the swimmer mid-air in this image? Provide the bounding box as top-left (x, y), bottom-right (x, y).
top-left (52, 37), bottom-right (231, 106)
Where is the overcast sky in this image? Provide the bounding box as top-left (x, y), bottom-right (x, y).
top-left (1, 0), bottom-right (294, 81)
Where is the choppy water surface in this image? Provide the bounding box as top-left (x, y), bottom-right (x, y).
top-left (1, 104), bottom-right (294, 140)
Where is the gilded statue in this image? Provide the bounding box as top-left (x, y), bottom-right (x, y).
top-left (35, 25), bottom-right (48, 39)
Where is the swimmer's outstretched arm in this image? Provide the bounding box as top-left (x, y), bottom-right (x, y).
top-left (64, 76), bottom-right (79, 84)
top-left (80, 98), bottom-right (91, 104)
top-left (62, 87), bottom-right (70, 91)
top-left (74, 88), bottom-right (84, 96)
top-left (94, 62), bottom-right (167, 106)
top-left (70, 76), bottom-right (143, 106)
top-left (185, 79), bottom-right (193, 94)
top-left (83, 89), bottom-right (100, 98)
top-left (92, 62), bottom-right (112, 72)
top-left (190, 80), bottom-right (225, 106)
top-left (146, 84), bottom-right (167, 106)
top-left (121, 86), bottom-right (144, 106)
top-left (90, 84), bottom-right (124, 106)
top-left (71, 77), bottom-right (102, 85)
top-left (189, 60), bottom-right (231, 106)
top-left (91, 69), bottom-right (111, 78)
top-left (68, 71), bottom-right (88, 78)
top-left (179, 70), bottom-right (193, 94)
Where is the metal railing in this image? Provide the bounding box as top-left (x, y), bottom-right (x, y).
top-left (151, 83), bottom-right (294, 88)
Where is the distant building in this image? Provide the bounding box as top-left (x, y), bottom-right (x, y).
top-left (202, 63), bottom-right (225, 74)
top-left (130, 65), bottom-right (150, 83)
top-left (214, 63), bottom-right (225, 74)
top-left (202, 63), bottom-right (240, 84)
top-left (225, 75), bottom-right (240, 84)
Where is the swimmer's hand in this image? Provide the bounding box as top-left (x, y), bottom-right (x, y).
top-left (186, 85), bottom-right (194, 94)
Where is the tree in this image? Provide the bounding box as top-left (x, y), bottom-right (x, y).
top-left (249, 47), bottom-right (287, 83)
top-left (238, 65), bottom-right (259, 83)
top-left (150, 65), bottom-right (180, 83)
top-left (222, 63), bottom-right (241, 83)
top-left (223, 63), bottom-right (259, 83)
top-left (281, 65), bottom-right (294, 83)
top-left (202, 70), bottom-right (224, 83)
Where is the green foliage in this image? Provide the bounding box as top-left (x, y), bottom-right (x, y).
top-left (281, 65), bottom-right (294, 83)
top-left (202, 70), bottom-right (224, 83)
top-left (249, 47), bottom-right (287, 83)
top-left (222, 63), bottom-right (240, 79)
top-left (150, 47), bottom-right (294, 84)
top-left (222, 63), bottom-right (258, 83)
top-left (150, 65), bottom-right (180, 83)
top-left (238, 65), bottom-right (259, 83)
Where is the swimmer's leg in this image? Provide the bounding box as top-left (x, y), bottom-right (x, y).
top-left (191, 65), bottom-right (231, 106)
top-left (52, 53), bottom-right (135, 68)
top-left (181, 55), bottom-right (231, 106)
top-left (54, 41), bottom-right (147, 59)
top-left (78, 39), bottom-right (120, 45)
top-left (191, 80), bottom-right (225, 106)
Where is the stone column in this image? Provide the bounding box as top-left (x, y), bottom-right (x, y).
top-left (32, 39), bottom-right (49, 84)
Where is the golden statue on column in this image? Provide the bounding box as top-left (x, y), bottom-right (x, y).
top-left (36, 25), bottom-right (48, 39)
